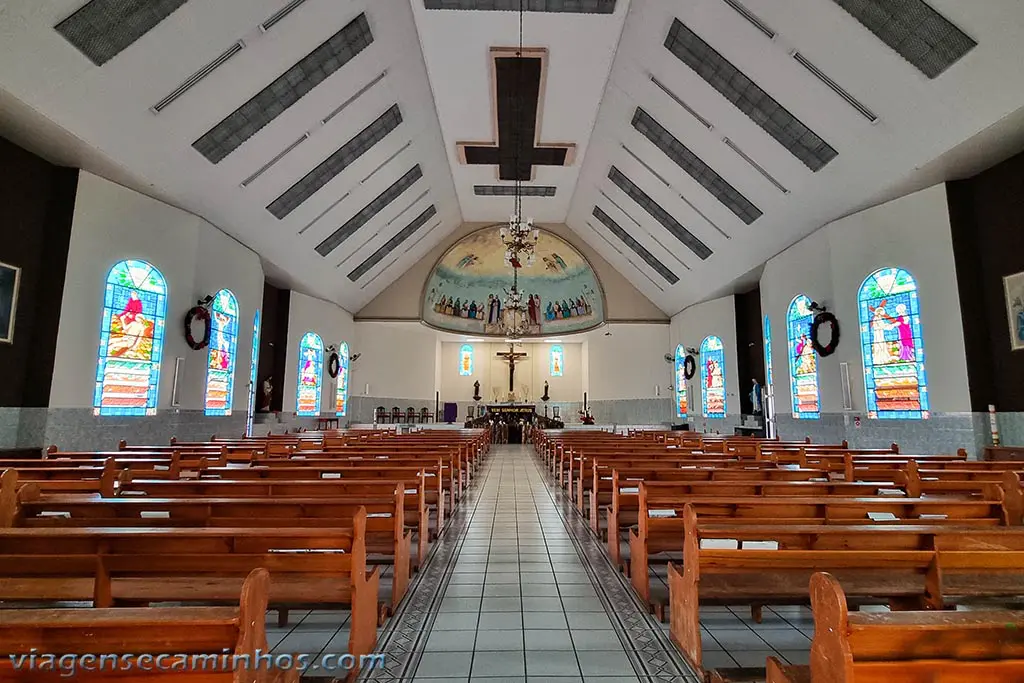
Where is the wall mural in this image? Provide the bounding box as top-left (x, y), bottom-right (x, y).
top-left (422, 226), bottom-right (604, 337)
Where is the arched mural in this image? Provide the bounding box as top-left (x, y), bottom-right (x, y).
top-left (422, 226), bottom-right (604, 337)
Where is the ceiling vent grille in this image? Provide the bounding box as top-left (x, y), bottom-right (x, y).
top-left (241, 133), bottom-right (309, 188)
top-left (720, 0), bottom-right (775, 39)
top-left (474, 185), bottom-right (556, 197)
top-left (584, 221), bottom-right (666, 292)
top-left (423, 0), bottom-right (616, 13)
top-left (315, 165), bottom-right (423, 257)
top-left (664, 19), bottom-right (837, 172)
top-left (348, 206), bottom-right (438, 281)
top-left (632, 108), bottom-right (761, 225)
top-left (791, 52), bottom-right (878, 122)
top-left (267, 105), bottom-right (403, 219)
top-left (592, 207), bottom-right (678, 285)
top-left (55, 0), bottom-right (188, 66)
top-left (260, 0), bottom-right (310, 32)
top-left (193, 13), bottom-right (373, 164)
top-left (830, 0), bottom-right (976, 79)
top-left (151, 40), bottom-right (244, 113)
top-left (608, 166), bottom-right (712, 260)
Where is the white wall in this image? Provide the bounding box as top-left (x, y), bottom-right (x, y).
top-left (352, 321), bottom-right (438, 400)
top-left (584, 324), bottom-right (671, 401)
top-left (51, 172), bottom-right (264, 413)
top-left (439, 341), bottom-right (583, 405)
top-left (761, 183), bottom-right (971, 415)
top-left (282, 292), bottom-right (356, 415)
top-left (670, 296), bottom-right (741, 424)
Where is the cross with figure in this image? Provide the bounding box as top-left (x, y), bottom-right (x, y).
top-left (496, 343), bottom-right (528, 395)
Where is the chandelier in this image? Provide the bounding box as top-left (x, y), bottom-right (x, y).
top-left (499, 0), bottom-right (535, 339)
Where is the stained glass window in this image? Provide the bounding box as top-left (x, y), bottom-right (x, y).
top-left (204, 289), bottom-right (239, 416)
top-left (764, 315), bottom-right (774, 389)
top-left (764, 316), bottom-right (774, 438)
top-left (673, 344), bottom-right (688, 419)
top-left (94, 260), bottom-right (167, 416)
top-left (550, 345), bottom-right (564, 377)
top-left (787, 294), bottom-right (821, 419)
top-left (246, 310), bottom-right (261, 436)
top-left (858, 267), bottom-right (929, 419)
top-left (335, 341), bottom-right (350, 417)
top-left (296, 332), bottom-right (324, 417)
top-left (459, 344), bottom-right (473, 376)
top-left (700, 335), bottom-right (726, 418)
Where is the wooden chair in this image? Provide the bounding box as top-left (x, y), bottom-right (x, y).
top-left (420, 407), bottom-right (431, 423)
top-left (406, 407), bottom-right (416, 423)
top-left (391, 407), bottom-right (402, 423)
top-left (375, 406), bottom-right (387, 423)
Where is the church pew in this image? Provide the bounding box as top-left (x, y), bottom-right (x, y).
top-left (0, 460), bottom-right (125, 498)
top-left (766, 572), bottom-right (1024, 683)
top-left (0, 518), bottom-right (379, 659)
top-left (666, 508), bottom-right (1024, 676)
top-left (112, 476), bottom-right (430, 567)
top-left (0, 567), bottom-right (301, 683)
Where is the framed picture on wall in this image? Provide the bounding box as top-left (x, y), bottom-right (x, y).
top-left (0, 261), bottom-right (21, 344)
top-left (1005, 270), bottom-right (1024, 352)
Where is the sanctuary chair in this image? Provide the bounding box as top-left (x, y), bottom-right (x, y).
top-left (375, 406), bottom-right (387, 423)
top-left (406, 407), bottom-right (416, 423)
top-left (420, 407), bottom-right (431, 423)
top-left (391, 407), bottom-right (402, 423)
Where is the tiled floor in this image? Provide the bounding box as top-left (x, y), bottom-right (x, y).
top-left (278, 445), bottom-right (817, 682)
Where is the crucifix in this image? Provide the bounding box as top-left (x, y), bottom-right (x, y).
top-left (496, 343), bottom-right (528, 395)
top-left (457, 47), bottom-right (576, 181)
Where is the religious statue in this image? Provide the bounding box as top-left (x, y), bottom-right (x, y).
top-left (473, 380), bottom-right (481, 402)
top-left (541, 381), bottom-right (550, 402)
top-left (260, 377), bottom-right (273, 412)
top-left (751, 379), bottom-right (762, 414)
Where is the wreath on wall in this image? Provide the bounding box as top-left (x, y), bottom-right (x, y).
top-left (184, 306), bottom-right (211, 350)
top-left (328, 351), bottom-right (341, 379)
top-left (683, 354), bottom-right (697, 380)
top-left (811, 311), bottom-right (841, 357)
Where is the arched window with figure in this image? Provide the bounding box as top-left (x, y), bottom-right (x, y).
top-left (204, 289), bottom-right (239, 416)
top-left (787, 294), bottom-right (820, 419)
top-left (335, 342), bottom-right (350, 417)
top-left (459, 345), bottom-right (473, 376)
top-left (246, 310), bottom-right (261, 436)
top-left (550, 345), bottom-right (564, 377)
top-left (673, 344), bottom-right (688, 419)
top-left (296, 332), bottom-right (324, 417)
top-left (858, 267), bottom-right (929, 419)
top-left (700, 335), bottom-right (726, 418)
top-left (94, 260), bottom-right (168, 416)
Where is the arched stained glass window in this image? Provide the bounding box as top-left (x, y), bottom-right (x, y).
top-left (246, 310), bottom-right (261, 436)
top-left (335, 342), bottom-right (350, 417)
top-left (700, 336), bottom-right (726, 418)
top-left (764, 316), bottom-right (775, 438)
top-left (459, 345), bottom-right (474, 376)
top-left (764, 316), bottom-right (774, 389)
top-left (787, 294), bottom-right (821, 419)
top-left (296, 332), bottom-right (324, 417)
top-left (94, 260), bottom-right (167, 416)
top-left (673, 344), bottom-right (688, 419)
top-left (204, 289), bottom-right (239, 416)
top-left (858, 268), bottom-right (929, 419)
top-left (550, 345), bottom-right (564, 377)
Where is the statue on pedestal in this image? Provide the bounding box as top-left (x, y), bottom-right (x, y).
top-left (541, 381), bottom-right (550, 402)
top-left (260, 377), bottom-right (273, 412)
top-left (472, 380), bottom-right (481, 402)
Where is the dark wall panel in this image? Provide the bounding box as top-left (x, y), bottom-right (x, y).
top-left (734, 287), bottom-right (765, 415)
top-left (948, 150), bottom-right (1024, 411)
top-left (256, 282), bottom-right (290, 412)
top-left (0, 136), bottom-right (78, 407)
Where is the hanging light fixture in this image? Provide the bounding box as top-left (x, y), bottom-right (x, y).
top-left (500, 0), bottom-right (535, 339)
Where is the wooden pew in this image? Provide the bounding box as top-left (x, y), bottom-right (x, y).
top-left (0, 567), bottom-right (302, 683)
top-left (0, 459), bottom-right (125, 497)
top-left (766, 572), bottom-right (1024, 683)
top-left (0, 517), bottom-right (380, 653)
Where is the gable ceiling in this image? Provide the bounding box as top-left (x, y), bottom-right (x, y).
top-left (1, 0), bottom-right (1024, 317)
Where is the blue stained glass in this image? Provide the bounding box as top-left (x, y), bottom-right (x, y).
top-left (787, 294), bottom-right (821, 419)
top-left (764, 315), bottom-right (773, 390)
top-left (700, 335), bottom-right (726, 418)
top-left (459, 345), bottom-right (474, 376)
top-left (94, 260), bottom-right (168, 417)
top-left (246, 309), bottom-right (261, 436)
top-left (297, 332), bottom-right (324, 417)
top-left (205, 289), bottom-right (239, 416)
top-left (336, 341), bottom-right (350, 417)
top-left (550, 346), bottom-right (564, 377)
top-left (858, 267), bottom-right (929, 419)
top-left (673, 344), bottom-right (688, 419)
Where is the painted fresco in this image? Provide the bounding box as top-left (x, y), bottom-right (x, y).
top-left (422, 227), bottom-right (604, 336)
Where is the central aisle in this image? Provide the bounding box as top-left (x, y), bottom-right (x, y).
top-left (364, 445), bottom-right (699, 682)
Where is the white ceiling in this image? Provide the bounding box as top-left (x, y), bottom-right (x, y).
top-left (1, 0), bottom-right (1024, 316)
